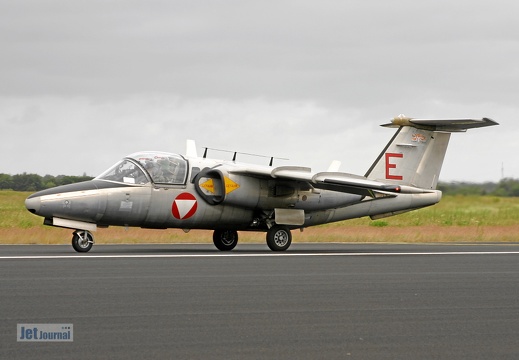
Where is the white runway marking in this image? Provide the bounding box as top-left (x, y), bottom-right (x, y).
top-left (2, 251), bottom-right (519, 260)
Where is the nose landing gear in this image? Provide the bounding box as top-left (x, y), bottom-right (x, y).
top-left (72, 230), bottom-right (94, 253)
top-left (213, 229), bottom-right (239, 251)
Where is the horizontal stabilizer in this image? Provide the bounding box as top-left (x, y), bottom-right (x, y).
top-left (381, 116), bottom-right (498, 132)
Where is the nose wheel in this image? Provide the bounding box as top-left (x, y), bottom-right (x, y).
top-left (213, 229), bottom-right (238, 251)
top-left (72, 230), bottom-right (94, 253)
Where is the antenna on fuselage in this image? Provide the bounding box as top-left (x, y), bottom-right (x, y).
top-left (201, 147), bottom-right (288, 166)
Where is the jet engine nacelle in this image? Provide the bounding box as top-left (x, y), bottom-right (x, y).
top-left (194, 168), bottom-right (302, 209)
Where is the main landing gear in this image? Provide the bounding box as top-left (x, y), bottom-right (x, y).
top-left (212, 225), bottom-right (292, 252)
top-left (266, 225), bottom-right (292, 251)
top-left (71, 230), bottom-right (94, 253)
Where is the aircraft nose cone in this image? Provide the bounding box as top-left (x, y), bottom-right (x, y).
top-left (25, 196), bottom-right (41, 214)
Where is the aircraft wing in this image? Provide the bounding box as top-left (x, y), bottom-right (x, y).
top-left (231, 165), bottom-right (403, 197)
top-left (273, 167), bottom-right (403, 196)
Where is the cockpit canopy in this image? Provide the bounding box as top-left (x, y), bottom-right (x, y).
top-left (96, 151), bottom-right (188, 185)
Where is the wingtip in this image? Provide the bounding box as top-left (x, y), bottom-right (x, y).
top-left (482, 117), bottom-right (499, 126)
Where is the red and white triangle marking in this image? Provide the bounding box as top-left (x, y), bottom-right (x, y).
top-left (172, 193), bottom-right (198, 220)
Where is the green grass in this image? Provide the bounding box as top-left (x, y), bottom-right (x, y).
top-left (369, 220), bottom-right (388, 227)
top-left (322, 195), bottom-right (519, 227)
top-left (0, 191), bottom-right (42, 229)
top-left (402, 195), bottom-right (519, 226)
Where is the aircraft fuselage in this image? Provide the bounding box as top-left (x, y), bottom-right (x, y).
top-left (26, 156), bottom-right (375, 232)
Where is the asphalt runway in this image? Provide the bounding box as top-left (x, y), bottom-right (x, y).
top-left (1, 243), bottom-right (519, 359)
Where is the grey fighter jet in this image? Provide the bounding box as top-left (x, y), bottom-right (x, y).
top-left (25, 116), bottom-right (498, 252)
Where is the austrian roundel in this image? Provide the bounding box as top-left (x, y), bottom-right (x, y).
top-left (172, 193), bottom-right (198, 220)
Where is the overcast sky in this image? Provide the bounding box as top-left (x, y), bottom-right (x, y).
top-left (1, 0), bottom-right (516, 182)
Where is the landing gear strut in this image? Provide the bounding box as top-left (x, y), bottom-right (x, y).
top-left (72, 230), bottom-right (94, 253)
top-left (213, 229), bottom-right (239, 251)
top-left (266, 225), bottom-right (292, 251)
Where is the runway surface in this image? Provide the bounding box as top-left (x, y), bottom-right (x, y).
top-left (1, 243), bottom-right (519, 359)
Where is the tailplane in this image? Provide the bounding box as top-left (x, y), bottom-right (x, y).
top-left (365, 115), bottom-right (498, 189)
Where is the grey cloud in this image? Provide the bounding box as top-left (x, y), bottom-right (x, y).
top-left (0, 1), bottom-right (515, 181)
top-left (2, 1), bottom-right (518, 105)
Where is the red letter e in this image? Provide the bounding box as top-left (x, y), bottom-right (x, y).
top-left (385, 153), bottom-right (403, 180)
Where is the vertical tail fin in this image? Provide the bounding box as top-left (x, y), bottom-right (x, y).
top-left (365, 116), bottom-right (498, 189)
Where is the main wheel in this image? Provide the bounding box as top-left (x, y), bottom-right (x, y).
top-left (213, 229), bottom-right (238, 251)
top-left (72, 230), bottom-right (94, 253)
top-left (266, 225), bottom-right (292, 251)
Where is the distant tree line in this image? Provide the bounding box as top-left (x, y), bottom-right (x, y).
top-left (2, 172), bottom-right (519, 197)
top-left (438, 178), bottom-right (519, 197)
top-left (0, 173), bottom-right (93, 192)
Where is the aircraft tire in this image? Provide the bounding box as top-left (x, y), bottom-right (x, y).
top-left (266, 225), bottom-right (292, 251)
top-left (72, 230), bottom-right (94, 253)
top-left (213, 229), bottom-right (238, 251)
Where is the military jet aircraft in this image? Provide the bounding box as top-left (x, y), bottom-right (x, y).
top-left (25, 116), bottom-right (498, 252)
